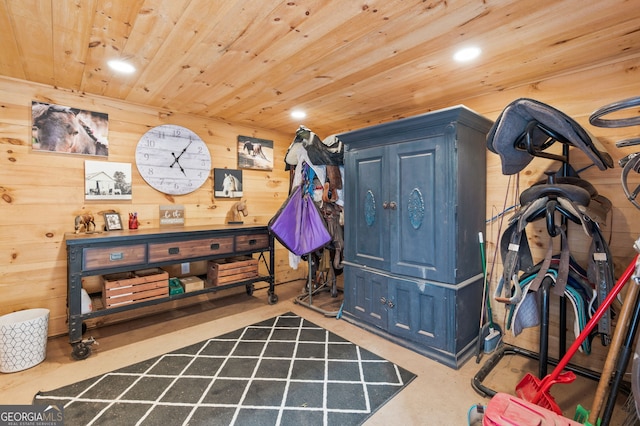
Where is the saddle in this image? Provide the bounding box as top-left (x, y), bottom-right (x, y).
top-left (497, 175), bottom-right (615, 337)
top-left (284, 126), bottom-right (344, 170)
top-left (487, 98), bottom-right (613, 175)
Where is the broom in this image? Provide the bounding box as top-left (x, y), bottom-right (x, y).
top-left (475, 232), bottom-right (501, 364)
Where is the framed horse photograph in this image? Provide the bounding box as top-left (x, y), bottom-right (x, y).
top-left (237, 135), bottom-right (273, 170)
top-left (31, 101), bottom-right (109, 157)
top-left (214, 168), bottom-right (243, 198)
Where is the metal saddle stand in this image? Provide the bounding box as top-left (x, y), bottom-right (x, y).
top-left (474, 98), bottom-right (616, 399)
top-left (294, 250), bottom-right (343, 317)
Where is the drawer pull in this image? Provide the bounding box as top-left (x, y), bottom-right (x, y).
top-left (210, 243), bottom-right (220, 250)
top-left (168, 247), bottom-right (180, 255)
top-left (109, 252), bottom-right (124, 261)
top-left (249, 239), bottom-right (257, 245)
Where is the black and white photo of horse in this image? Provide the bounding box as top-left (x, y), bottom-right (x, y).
top-left (237, 135), bottom-right (273, 170)
top-left (32, 101), bottom-right (109, 157)
top-left (214, 168), bottom-right (243, 198)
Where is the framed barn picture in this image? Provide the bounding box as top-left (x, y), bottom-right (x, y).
top-left (237, 135), bottom-right (273, 170)
top-left (84, 160), bottom-right (132, 200)
top-left (31, 101), bottom-right (109, 157)
top-left (214, 168), bottom-right (243, 198)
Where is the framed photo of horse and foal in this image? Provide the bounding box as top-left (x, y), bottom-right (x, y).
top-left (237, 135), bottom-right (273, 171)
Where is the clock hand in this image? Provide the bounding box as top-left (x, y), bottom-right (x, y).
top-left (174, 141), bottom-right (192, 162)
top-left (170, 153), bottom-right (186, 175)
top-left (170, 140), bottom-right (192, 171)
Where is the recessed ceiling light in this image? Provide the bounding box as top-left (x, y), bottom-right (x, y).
top-left (107, 59), bottom-right (136, 74)
top-left (453, 47), bottom-right (481, 62)
top-left (291, 110), bottom-right (306, 119)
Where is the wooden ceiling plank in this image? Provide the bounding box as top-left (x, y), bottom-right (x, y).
top-left (5, 0), bottom-right (54, 85)
top-left (0, 1), bottom-right (25, 79)
top-left (138, 0), bottom-right (292, 111)
top-left (326, 19), bottom-right (640, 122)
top-left (102, 0), bottom-right (193, 100)
top-left (223, 0), bottom-right (640, 133)
top-left (215, 0), bottom-right (592, 119)
top-left (124, 0), bottom-right (266, 107)
top-left (160, 0), bottom-right (335, 112)
top-left (52, 0), bottom-right (98, 91)
top-left (204, 0), bottom-right (486, 124)
top-left (80, 0), bottom-right (147, 95)
top-left (187, 0), bottom-right (426, 116)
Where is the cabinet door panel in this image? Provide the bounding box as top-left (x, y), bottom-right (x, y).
top-left (388, 278), bottom-right (447, 350)
top-left (344, 146), bottom-right (388, 270)
top-left (343, 265), bottom-right (387, 329)
top-left (390, 137), bottom-right (450, 281)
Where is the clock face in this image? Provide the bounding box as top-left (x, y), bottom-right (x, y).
top-left (135, 124), bottom-right (212, 195)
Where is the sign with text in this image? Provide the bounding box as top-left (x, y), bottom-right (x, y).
top-left (159, 205), bottom-right (185, 226)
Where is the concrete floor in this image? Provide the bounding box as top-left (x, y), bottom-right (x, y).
top-left (0, 280), bottom-right (634, 425)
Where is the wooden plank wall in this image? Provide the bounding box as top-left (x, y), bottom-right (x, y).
top-left (1, 55), bottom-right (639, 372)
top-left (0, 76), bottom-right (306, 337)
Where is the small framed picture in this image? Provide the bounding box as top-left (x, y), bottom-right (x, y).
top-left (103, 213), bottom-right (123, 231)
top-left (214, 168), bottom-right (243, 198)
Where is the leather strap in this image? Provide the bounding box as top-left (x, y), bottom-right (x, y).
top-left (529, 233), bottom-right (555, 292)
top-left (553, 226), bottom-right (571, 297)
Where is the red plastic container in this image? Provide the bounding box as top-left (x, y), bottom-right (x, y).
top-left (483, 393), bottom-right (582, 426)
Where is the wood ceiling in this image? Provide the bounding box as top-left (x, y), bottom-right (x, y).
top-left (1, 0), bottom-right (639, 137)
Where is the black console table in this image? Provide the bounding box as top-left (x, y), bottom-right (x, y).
top-left (65, 224), bottom-right (276, 360)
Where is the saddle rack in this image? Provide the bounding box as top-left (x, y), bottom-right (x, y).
top-left (294, 251), bottom-right (343, 317)
top-left (473, 115), bottom-right (614, 400)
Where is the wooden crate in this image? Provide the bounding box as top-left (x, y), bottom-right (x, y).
top-left (102, 268), bottom-right (169, 308)
top-left (207, 256), bottom-right (259, 286)
top-left (180, 276), bottom-right (204, 292)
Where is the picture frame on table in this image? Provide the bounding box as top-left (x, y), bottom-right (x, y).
top-left (103, 212), bottom-right (123, 231)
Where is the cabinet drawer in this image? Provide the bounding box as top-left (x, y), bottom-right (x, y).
top-left (235, 233), bottom-right (269, 251)
top-left (83, 244), bottom-right (147, 271)
top-left (148, 237), bottom-right (234, 263)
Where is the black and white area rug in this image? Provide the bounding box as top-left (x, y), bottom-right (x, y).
top-left (35, 312), bottom-right (416, 425)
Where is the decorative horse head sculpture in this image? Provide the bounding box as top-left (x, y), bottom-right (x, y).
top-left (227, 199), bottom-right (248, 224)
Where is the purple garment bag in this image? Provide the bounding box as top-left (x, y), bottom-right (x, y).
top-left (268, 185), bottom-right (331, 256)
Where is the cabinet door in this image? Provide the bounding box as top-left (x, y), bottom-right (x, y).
top-left (344, 145), bottom-right (389, 270)
top-left (389, 136), bottom-right (451, 282)
top-left (343, 265), bottom-right (388, 330)
top-left (387, 277), bottom-right (447, 350)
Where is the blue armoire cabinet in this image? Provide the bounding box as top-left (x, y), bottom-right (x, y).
top-left (338, 106), bottom-right (493, 369)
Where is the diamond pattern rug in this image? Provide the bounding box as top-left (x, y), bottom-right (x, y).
top-left (34, 312), bottom-right (416, 425)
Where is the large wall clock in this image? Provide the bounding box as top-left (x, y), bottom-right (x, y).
top-left (135, 124), bottom-right (212, 195)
